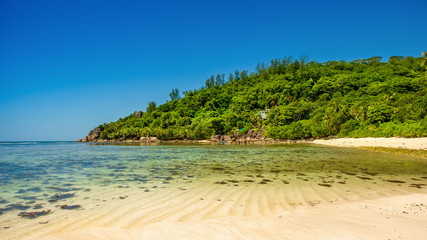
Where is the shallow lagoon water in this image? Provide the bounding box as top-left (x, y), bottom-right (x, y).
top-left (1, 142), bottom-right (427, 238)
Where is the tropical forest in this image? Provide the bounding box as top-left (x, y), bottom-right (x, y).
top-left (95, 55), bottom-right (427, 140)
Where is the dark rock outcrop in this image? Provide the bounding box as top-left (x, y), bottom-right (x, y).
top-left (139, 137), bottom-right (159, 142)
top-left (87, 127), bottom-right (101, 141)
top-left (76, 127), bottom-right (101, 142)
top-left (211, 127), bottom-right (267, 143)
top-left (76, 125), bottom-right (271, 143)
top-left (134, 111), bottom-right (143, 118)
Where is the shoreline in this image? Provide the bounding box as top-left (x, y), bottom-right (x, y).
top-left (87, 137), bottom-right (427, 150)
top-left (312, 137), bottom-right (427, 150)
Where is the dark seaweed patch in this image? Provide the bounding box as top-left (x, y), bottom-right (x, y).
top-left (342, 172), bottom-right (356, 176)
top-left (362, 172), bottom-right (378, 176)
top-left (47, 187), bottom-right (82, 192)
top-left (258, 179), bottom-right (272, 184)
top-left (33, 204), bottom-right (44, 209)
top-left (18, 210), bottom-right (51, 219)
top-left (384, 180), bottom-right (406, 184)
top-left (409, 183), bottom-right (426, 189)
top-left (16, 187), bottom-right (42, 194)
top-left (19, 196), bottom-right (40, 201)
top-left (215, 181), bottom-right (228, 184)
top-left (60, 205), bottom-right (81, 210)
top-left (48, 193), bottom-right (75, 202)
top-left (357, 176), bottom-right (373, 180)
top-left (211, 167), bottom-right (225, 171)
top-left (132, 178), bottom-right (149, 183)
top-left (6, 203), bottom-right (31, 211)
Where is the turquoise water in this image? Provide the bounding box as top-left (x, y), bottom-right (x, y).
top-left (1, 142), bottom-right (426, 217)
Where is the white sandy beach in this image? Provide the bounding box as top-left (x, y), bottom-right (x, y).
top-left (1, 176), bottom-right (424, 240)
top-left (312, 137), bottom-right (427, 150)
top-left (41, 193), bottom-right (427, 240)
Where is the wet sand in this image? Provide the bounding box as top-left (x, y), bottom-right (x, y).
top-left (312, 137), bottom-right (427, 150)
top-left (41, 193), bottom-right (427, 240)
top-left (1, 178), bottom-right (426, 240)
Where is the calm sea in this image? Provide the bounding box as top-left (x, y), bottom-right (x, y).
top-left (1, 141), bottom-right (426, 217)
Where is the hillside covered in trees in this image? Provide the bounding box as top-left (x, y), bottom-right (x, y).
top-left (88, 55), bottom-right (426, 141)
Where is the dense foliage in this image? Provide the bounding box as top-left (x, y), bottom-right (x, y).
top-left (97, 56), bottom-right (426, 140)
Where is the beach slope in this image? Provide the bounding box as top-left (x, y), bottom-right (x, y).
top-left (312, 137), bottom-right (427, 150)
top-left (41, 193), bottom-right (427, 240)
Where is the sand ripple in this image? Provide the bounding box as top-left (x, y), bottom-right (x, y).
top-left (1, 179), bottom-right (426, 240)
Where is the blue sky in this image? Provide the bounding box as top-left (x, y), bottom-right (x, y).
top-left (0, 0), bottom-right (426, 141)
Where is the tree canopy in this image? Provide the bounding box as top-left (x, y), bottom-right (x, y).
top-left (96, 55), bottom-right (426, 140)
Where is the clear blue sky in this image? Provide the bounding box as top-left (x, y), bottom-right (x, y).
top-left (0, 0), bottom-right (426, 141)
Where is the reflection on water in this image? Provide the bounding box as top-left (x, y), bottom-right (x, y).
top-left (0, 142), bottom-right (426, 218)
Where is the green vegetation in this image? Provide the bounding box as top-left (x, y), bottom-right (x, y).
top-left (97, 55), bottom-right (426, 140)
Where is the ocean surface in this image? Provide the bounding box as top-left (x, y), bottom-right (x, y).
top-left (1, 141), bottom-right (427, 238)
